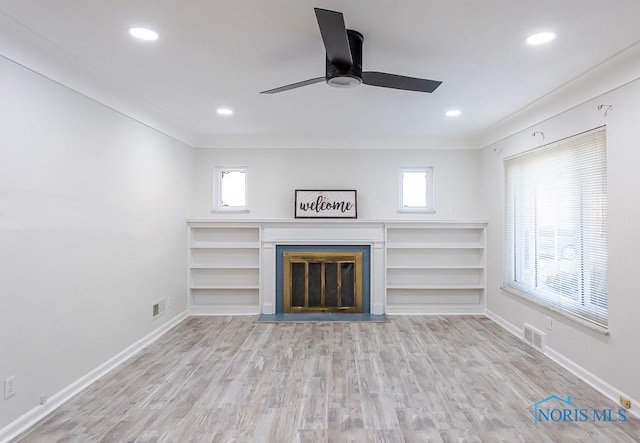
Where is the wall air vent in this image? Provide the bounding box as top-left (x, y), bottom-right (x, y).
top-left (523, 324), bottom-right (545, 352)
top-left (152, 299), bottom-right (166, 319)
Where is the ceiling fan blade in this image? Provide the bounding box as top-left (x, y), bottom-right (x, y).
top-left (314, 8), bottom-right (352, 67)
top-left (260, 77), bottom-right (325, 94)
top-left (362, 71), bottom-right (442, 93)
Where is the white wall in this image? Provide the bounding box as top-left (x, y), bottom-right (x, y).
top-left (192, 148), bottom-right (483, 220)
top-left (481, 78), bottom-right (640, 405)
top-left (0, 56), bottom-right (192, 429)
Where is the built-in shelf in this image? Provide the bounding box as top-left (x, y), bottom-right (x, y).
top-left (386, 265), bottom-right (484, 269)
top-left (386, 284), bottom-right (485, 289)
top-left (188, 223), bottom-right (261, 314)
top-left (187, 220), bottom-right (487, 315)
top-left (385, 223), bottom-right (486, 314)
top-left (191, 285), bottom-right (260, 290)
top-left (385, 243), bottom-right (484, 249)
top-left (189, 243), bottom-right (260, 249)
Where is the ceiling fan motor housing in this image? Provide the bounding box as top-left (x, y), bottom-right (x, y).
top-left (326, 30), bottom-right (363, 87)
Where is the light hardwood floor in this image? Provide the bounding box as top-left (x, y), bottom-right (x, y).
top-left (14, 316), bottom-right (640, 442)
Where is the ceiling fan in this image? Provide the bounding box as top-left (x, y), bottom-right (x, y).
top-left (260, 8), bottom-right (443, 94)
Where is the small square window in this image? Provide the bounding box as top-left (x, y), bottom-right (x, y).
top-left (214, 166), bottom-right (248, 212)
top-left (399, 166), bottom-right (434, 212)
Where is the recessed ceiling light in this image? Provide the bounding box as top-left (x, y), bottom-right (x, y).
top-left (217, 108), bottom-right (233, 116)
top-left (526, 31), bottom-right (556, 45)
top-left (446, 109), bottom-right (461, 117)
top-left (128, 27), bottom-right (159, 41)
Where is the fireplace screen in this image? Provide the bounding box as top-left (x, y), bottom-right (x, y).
top-left (283, 252), bottom-right (363, 313)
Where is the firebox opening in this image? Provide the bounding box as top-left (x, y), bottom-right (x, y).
top-left (275, 245), bottom-right (370, 314)
top-left (284, 252), bottom-right (363, 313)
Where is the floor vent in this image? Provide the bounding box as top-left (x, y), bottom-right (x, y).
top-left (523, 324), bottom-right (545, 352)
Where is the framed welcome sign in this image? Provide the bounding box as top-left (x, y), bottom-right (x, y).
top-left (295, 190), bottom-right (357, 219)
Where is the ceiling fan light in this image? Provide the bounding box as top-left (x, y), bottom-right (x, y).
top-left (327, 75), bottom-right (362, 88)
top-left (128, 27), bottom-right (159, 41)
top-left (526, 31), bottom-right (556, 45)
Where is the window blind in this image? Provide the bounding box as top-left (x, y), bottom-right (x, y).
top-left (504, 126), bottom-right (608, 329)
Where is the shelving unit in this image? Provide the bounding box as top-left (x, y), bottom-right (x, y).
top-left (188, 223), bottom-right (261, 314)
top-left (385, 222), bottom-right (486, 314)
top-left (186, 220), bottom-right (486, 316)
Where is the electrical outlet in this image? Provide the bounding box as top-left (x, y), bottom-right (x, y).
top-left (4, 376), bottom-right (16, 399)
top-left (620, 396), bottom-right (631, 409)
top-left (546, 316), bottom-right (553, 331)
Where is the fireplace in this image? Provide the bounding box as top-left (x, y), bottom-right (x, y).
top-left (283, 251), bottom-right (363, 313)
top-left (275, 245), bottom-right (371, 314)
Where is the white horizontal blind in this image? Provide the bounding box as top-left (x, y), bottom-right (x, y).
top-left (504, 127), bottom-right (607, 329)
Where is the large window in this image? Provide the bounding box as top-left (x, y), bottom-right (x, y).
top-left (504, 127), bottom-right (607, 330)
top-left (214, 166), bottom-right (247, 212)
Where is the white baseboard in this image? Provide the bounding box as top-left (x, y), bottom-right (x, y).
top-left (189, 305), bottom-right (260, 316)
top-left (0, 310), bottom-right (189, 443)
top-left (485, 309), bottom-right (522, 337)
top-left (261, 302), bottom-right (275, 315)
top-left (386, 305), bottom-right (485, 315)
top-left (544, 346), bottom-right (640, 420)
top-left (485, 309), bottom-right (639, 421)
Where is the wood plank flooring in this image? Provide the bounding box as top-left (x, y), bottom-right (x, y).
top-left (14, 316), bottom-right (640, 442)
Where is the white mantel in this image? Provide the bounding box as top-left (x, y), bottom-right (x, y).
top-left (260, 221), bottom-right (386, 315)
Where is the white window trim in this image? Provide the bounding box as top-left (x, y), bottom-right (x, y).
top-left (500, 285), bottom-right (609, 335)
top-left (398, 166), bottom-right (435, 213)
top-left (213, 166), bottom-right (249, 213)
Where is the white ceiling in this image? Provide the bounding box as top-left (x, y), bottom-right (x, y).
top-left (1, 0), bottom-right (640, 149)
